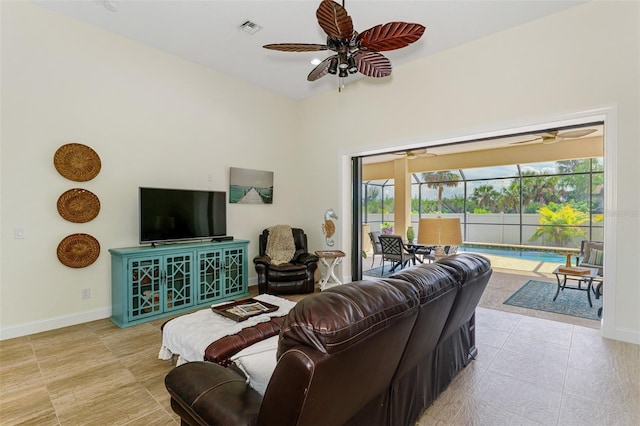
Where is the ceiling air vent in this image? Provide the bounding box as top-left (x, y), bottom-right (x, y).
top-left (240, 21), bottom-right (263, 35)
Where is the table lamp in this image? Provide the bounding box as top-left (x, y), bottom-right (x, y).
top-left (418, 218), bottom-right (463, 260)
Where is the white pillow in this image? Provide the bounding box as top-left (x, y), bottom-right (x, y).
top-left (230, 335), bottom-right (279, 395)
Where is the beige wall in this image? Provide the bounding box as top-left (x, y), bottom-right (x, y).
top-left (0, 3), bottom-right (306, 337)
top-left (297, 1), bottom-right (639, 343)
top-left (1, 2), bottom-right (638, 343)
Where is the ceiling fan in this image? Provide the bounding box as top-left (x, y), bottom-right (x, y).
top-left (510, 129), bottom-right (597, 145)
top-left (263, 0), bottom-right (425, 90)
top-left (393, 149), bottom-right (437, 159)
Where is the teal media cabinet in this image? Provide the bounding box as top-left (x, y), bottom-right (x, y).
top-left (109, 240), bottom-right (249, 327)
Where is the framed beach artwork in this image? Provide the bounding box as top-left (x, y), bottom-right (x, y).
top-left (229, 167), bottom-right (274, 204)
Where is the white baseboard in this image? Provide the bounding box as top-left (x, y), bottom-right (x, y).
top-left (0, 307), bottom-right (111, 341)
top-left (0, 284), bottom-right (261, 341)
top-left (610, 327), bottom-right (640, 345)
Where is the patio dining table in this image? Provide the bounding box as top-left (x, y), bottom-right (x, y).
top-left (406, 243), bottom-right (436, 263)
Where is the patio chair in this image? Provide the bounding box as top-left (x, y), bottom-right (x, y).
top-left (378, 234), bottom-right (417, 273)
top-left (575, 240), bottom-right (603, 276)
top-left (576, 240), bottom-right (604, 316)
top-left (444, 246), bottom-right (459, 255)
top-left (368, 231), bottom-right (383, 267)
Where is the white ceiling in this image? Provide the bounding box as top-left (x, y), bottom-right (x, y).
top-left (32, 0), bottom-right (586, 100)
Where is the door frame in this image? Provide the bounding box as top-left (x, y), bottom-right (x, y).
top-left (339, 106), bottom-right (618, 341)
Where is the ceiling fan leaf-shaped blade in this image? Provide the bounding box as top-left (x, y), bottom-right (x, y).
top-left (263, 43), bottom-right (328, 52)
top-left (510, 137), bottom-right (542, 145)
top-left (558, 129), bottom-right (597, 139)
top-left (357, 22), bottom-right (426, 51)
top-left (394, 148), bottom-right (436, 159)
top-left (307, 56), bottom-right (335, 81)
top-left (316, 0), bottom-right (354, 40)
top-left (355, 51), bottom-right (392, 78)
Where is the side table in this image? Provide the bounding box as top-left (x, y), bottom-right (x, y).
top-left (315, 250), bottom-right (346, 291)
top-left (552, 265), bottom-right (600, 307)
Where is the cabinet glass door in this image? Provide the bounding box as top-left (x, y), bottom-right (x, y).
top-left (129, 257), bottom-right (162, 319)
top-left (197, 250), bottom-right (222, 302)
top-left (223, 247), bottom-right (245, 297)
top-left (165, 253), bottom-right (193, 311)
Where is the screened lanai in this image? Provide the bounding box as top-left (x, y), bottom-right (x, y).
top-left (362, 157), bottom-right (604, 251)
top-left (354, 123), bottom-right (606, 330)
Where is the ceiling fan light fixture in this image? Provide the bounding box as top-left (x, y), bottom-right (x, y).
top-left (338, 53), bottom-right (348, 69)
top-left (339, 67), bottom-right (348, 77)
top-left (328, 57), bottom-right (338, 74)
top-left (347, 55), bottom-right (358, 73)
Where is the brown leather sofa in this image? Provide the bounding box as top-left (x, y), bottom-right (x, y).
top-left (253, 227), bottom-right (319, 295)
top-left (165, 253), bottom-right (492, 426)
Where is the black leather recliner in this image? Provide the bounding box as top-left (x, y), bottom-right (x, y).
top-left (253, 228), bottom-right (318, 295)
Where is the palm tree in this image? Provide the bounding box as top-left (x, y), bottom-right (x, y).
top-left (420, 171), bottom-right (460, 213)
top-left (522, 174), bottom-right (564, 204)
top-left (364, 186), bottom-right (382, 213)
top-left (470, 184), bottom-right (499, 211)
top-left (498, 181), bottom-right (520, 213)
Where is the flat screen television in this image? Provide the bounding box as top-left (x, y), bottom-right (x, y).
top-left (139, 187), bottom-right (227, 244)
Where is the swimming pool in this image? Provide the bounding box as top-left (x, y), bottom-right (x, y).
top-left (458, 244), bottom-right (566, 263)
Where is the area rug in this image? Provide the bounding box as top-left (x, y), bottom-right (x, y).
top-left (504, 280), bottom-right (602, 321)
top-left (362, 265), bottom-right (394, 278)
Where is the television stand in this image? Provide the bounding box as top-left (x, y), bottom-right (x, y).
top-left (109, 240), bottom-right (248, 327)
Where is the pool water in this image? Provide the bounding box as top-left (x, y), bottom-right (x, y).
top-left (459, 244), bottom-right (565, 263)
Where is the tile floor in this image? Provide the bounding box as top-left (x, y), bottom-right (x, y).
top-left (419, 307), bottom-right (640, 425)
top-left (1, 280), bottom-right (638, 425)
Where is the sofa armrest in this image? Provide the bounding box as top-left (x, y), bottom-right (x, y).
top-left (165, 361), bottom-right (262, 426)
top-left (204, 317), bottom-right (285, 366)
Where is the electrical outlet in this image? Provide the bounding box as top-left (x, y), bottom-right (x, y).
top-left (81, 288), bottom-right (91, 300)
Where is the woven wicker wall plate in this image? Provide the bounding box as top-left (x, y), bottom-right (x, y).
top-left (57, 189), bottom-right (100, 223)
top-left (54, 143), bottom-right (101, 182)
top-left (57, 233), bottom-right (100, 268)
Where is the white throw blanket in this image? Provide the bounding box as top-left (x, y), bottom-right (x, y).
top-left (266, 225), bottom-right (296, 265)
top-left (158, 294), bottom-right (297, 366)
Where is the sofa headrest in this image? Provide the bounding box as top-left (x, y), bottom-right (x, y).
top-left (436, 253), bottom-right (492, 283)
top-left (278, 279), bottom-right (419, 358)
top-left (390, 263), bottom-right (459, 304)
